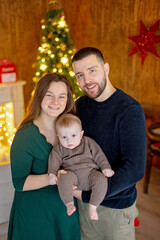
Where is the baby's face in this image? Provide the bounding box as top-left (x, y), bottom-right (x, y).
top-left (57, 123), bottom-right (84, 149)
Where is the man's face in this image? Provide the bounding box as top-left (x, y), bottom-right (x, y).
top-left (72, 54), bottom-right (107, 99)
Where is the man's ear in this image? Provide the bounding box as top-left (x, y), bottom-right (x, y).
top-left (104, 63), bottom-right (109, 74)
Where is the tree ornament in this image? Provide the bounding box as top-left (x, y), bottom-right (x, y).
top-left (128, 20), bottom-right (160, 65)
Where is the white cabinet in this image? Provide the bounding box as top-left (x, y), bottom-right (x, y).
top-left (0, 81), bottom-right (25, 224)
top-left (0, 164), bottom-right (14, 223)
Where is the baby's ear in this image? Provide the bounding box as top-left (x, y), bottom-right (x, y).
top-left (81, 130), bottom-right (84, 137)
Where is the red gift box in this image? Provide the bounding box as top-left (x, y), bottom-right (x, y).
top-left (0, 59), bottom-right (17, 83)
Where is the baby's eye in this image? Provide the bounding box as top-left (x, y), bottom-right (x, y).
top-left (72, 134), bottom-right (76, 137)
top-left (62, 136), bottom-right (67, 139)
top-left (89, 69), bottom-right (95, 73)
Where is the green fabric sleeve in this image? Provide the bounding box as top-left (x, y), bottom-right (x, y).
top-left (10, 126), bottom-right (37, 191)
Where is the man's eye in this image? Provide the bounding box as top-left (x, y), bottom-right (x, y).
top-left (77, 74), bottom-right (83, 79)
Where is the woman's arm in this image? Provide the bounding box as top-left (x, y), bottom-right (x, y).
top-left (23, 174), bottom-right (50, 191)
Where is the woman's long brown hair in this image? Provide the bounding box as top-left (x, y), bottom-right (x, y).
top-left (18, 73), bottom-right (76, 129)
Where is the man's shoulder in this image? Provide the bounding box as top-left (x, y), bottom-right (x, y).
top-left (76, 95), bottom-right (89, 106)
top-left (116, 89), bottom-right (142, 109)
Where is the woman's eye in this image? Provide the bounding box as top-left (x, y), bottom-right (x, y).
top-left (46, 94), bottom-right (53, 98)
top-left (59, 96), bottom-right (65, 99)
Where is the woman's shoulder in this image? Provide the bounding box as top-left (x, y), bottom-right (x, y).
top-left (15, 122), bottom-right (39, 141)
top-left (17, 122), bottom-right (35, 133)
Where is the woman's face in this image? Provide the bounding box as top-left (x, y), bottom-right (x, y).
top-left (41, 81), bottom-right (68, 118)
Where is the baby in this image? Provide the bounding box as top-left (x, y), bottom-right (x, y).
top-left (48, 113), bottom-right (114, 220)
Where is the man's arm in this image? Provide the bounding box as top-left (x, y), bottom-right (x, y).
top-left (82, 104), bottom-right (146, 202)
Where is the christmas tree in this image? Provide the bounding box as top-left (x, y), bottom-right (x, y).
top-left (33, 9), bottom-right (83, 99)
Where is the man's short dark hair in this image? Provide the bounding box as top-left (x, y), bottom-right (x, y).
top-left (72, 47), bottom-right (105, 64)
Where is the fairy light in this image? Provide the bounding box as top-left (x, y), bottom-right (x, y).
top-left (58, 68), bottom-right (62, 73)
top-left (0, 102), bottom-right (16, 162)
top-left (50, 54), bottom-right (55, 58)
top-left (61, 56), bottom-right (68, 64)
top-left (69, 71), bottom-right (75, 77)
top-left (58, 17), bottom-right (66, 28)
top-left (40, 64), bottom-right (47, 71)
top-left (53, 68), bottom-right (57, 72)
top-left (36, 72), bottom-right (40, 76)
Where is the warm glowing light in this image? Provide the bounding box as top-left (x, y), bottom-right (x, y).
top-left (38, 47), bottom-right (44, 53)
top-left (61, 57), bottom-right (68, 64)
top-left (55, 37), bottom-right (59, 42)
top-left (58, 69), bottom-right (62, 73)
top-left (69, 71), bottom-right (75, 77)
top-left (36, 72), bottom-right (40, 76)
top-left (41, 25), bottom-right (46, 29)
top-left (40, 64), bottom-right (47, 71)
top-left (50, 54), bottom-right (55, 58)
top-left (53, 68), bottom-right (57, 73)
top-left (58, 18), bottom-right (66, 28)
top-left (0, 102), bottom-right (16, 163)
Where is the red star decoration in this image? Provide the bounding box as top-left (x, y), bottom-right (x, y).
top-left (128, 20), bottom-right (160, 65)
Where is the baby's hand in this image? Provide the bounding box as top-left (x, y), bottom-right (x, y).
top-left (102, 169), bottom-right (114, 177)
top-left (48, 173), bottom-right (58, 185)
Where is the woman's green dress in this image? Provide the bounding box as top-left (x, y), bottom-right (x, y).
top-left (7, 122), bottom-right (81, 240)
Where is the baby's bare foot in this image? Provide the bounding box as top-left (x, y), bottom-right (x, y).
top-left (88, 204), bottom-right (98, 220)
top-left (66, 202), bottom-right (76, 216)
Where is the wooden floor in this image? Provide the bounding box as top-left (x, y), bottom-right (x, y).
top-left (0, 167), bottom-right (160, 240)
top-left (136, 166), bottom-right (160, 240)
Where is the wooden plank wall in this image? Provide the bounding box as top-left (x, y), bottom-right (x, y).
top-left (0, 0), bottom-right (160, 107)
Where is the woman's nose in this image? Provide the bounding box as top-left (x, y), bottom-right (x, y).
top-left (51, 97), bottom-right (58, 104)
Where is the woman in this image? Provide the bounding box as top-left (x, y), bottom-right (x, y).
top-left (7, 73), bottom-right (81, 240)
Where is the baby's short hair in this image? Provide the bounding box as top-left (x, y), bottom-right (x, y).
top-left (56, 113), bottom-right (82, 131)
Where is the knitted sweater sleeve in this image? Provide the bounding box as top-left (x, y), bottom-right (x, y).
top-left (87, 137), bottom-right (111, 170)
top-left (82, 104), bottom-right (146, 202)
top-left (48, 144), bottom-right (62, 175)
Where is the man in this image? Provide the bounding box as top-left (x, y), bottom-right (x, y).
top-left (72, 47), bottom-right (146, 240)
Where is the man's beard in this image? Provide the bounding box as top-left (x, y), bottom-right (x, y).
top-left (83, 74), bottom-right (107, 99)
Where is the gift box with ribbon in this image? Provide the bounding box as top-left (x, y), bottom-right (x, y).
top-left (0, 59), bottom-right (17, 83)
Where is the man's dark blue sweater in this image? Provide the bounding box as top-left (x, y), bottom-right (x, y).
top-left (76, 88), bottom-right (146, 209)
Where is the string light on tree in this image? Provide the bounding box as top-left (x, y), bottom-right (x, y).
top-left (0, 102), bottom-right (16, 162)
top-left (33, 8), bottom-right (83, 99)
